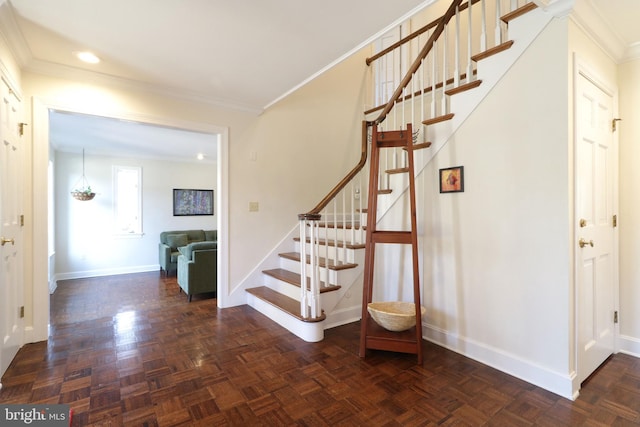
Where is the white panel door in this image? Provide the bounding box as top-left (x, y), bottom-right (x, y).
top-left (0, 77), bottom-right (23, 380)
top-left (575, 71), bottom-right (616, 385)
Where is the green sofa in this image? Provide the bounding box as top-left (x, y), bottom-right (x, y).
top-left (159, 229), bottom-right (217, 276)
top-left (177, 241), bottom-right (217, 302)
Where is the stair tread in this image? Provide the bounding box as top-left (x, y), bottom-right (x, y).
top-left (246, 286), bottom-right (326, 322)
top-left (422, 113), bottom-right (455, 126)
top-left (316, 222), bottom-right (365, 230)
top-left (294, 237), bottom-right (365, 250)
top-left (378, 189), bottom-right (393, 195)
top-left (501, 2), bottom-right (537, 23)
top-left (263, 268), bottom-right (342, 293)
top-left (279, 252), bottom-right (358, 270)
top-left (445, 79), bottom-right (482, 96)
top-left (402, 141), bottom-right (432, 151)
top-left (471, 40), bottom-right (514, 62)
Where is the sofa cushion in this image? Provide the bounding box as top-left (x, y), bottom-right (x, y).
top-left (170, 251), bottom-right (181, 263)
top-left (205, 230), bottom-right (217, 242)
top-left (182, 241), bottom-right (217, 260)
top-left (166, 233), bottom-right (188, 250)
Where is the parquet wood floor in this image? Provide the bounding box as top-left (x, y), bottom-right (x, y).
top-left (1, 272), bottom-right (638, 426)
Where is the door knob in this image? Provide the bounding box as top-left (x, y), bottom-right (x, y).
top-left (579, 238), bottom-right (594, 248)
top-left (1, 237), bottom-right (15, 246)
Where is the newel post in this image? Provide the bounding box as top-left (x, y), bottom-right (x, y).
top-left (298, 213), bottom-right (322, 319)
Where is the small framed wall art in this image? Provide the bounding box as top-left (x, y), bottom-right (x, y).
top-left (173, 189), bottom-right (214, 216)
top-left (439, 166), bottom-right (464, 193)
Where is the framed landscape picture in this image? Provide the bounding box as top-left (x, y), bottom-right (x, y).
top-left (173, 189), bottom-right (214, 216)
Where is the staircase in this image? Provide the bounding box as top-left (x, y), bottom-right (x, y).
top-left (245, 0), bottom-right (552, 342)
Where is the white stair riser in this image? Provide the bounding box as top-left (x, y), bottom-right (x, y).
top-left (246, 293), bottom-right (324, 342)
top-left (294, 242), bottom-right (360, 264)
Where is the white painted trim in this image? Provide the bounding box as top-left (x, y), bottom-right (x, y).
top-left (423, 323), bottom-right (576, 400)
top-left (246, 292), bottom-right (324, 342)
top-left (30, 97), bottom-right (230, 342)
top-left (53, 265), bottom-right (159, 281)
top-left (323, 306), bottom-right (361, 330)
top-left (619, 335), bottom-right (640, 358)
top-left (570, 0), bottom-right (627, 63)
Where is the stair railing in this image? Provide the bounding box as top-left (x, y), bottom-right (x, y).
top-left (296, 0), bottom-right (533, 320)
top-left (298, 121), bottom-right (370, 319)
top-left (366, 0), bottom-right (533, 186)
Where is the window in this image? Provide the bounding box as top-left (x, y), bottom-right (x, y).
top-left (113, 166), bottom-right (142, 235)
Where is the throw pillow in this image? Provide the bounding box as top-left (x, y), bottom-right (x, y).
top-left (166, 233), bottom-right (188, 250)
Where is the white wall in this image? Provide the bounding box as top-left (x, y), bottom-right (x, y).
top-left (373, 18), bottom-right (573, 397)
top-left (619, 58), bottom-right (640, 356)
top-left (53, 151), bottom-right (216, 279)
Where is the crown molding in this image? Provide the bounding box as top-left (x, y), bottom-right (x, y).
top-left (0, 1), bottom-right (32, 67)
top-left (25, 59), bottom-right (263, 115)
top-left (570, 0), bottom-right (640, 63)
top-left (534, 0), bottom-right (575, 17)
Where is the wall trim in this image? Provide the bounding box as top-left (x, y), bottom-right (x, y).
top-left (423, 323), bottom-right (576, 400)
top-left (619, 335), bottom-right (640, 358)
top-left (53, 265), bottom-right (159, 282)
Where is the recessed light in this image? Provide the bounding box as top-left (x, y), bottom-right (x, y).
top-left (74, 51), bottom-right (100, 64)
top-left (197, 153), bottom-right (204, 160)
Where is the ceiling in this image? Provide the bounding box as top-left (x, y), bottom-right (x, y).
top-left (3, 0), bottom-right (640, 162)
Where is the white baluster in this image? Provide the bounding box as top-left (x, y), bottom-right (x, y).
top-left (480, 0), bottom-right (487, 52)
top-left (421, 57), bottom-right (426, 142)
top-left (309, 220), bottom-right (319, 318)
top-left (467, 0), bottom-right (474, 81)
top-left (441, 24), bottom-right (448, 115)
top-left (454, 5), bottom-right (460, 87)
top-left (495, 0), bottom-right (502, 45)
top-left (299, 219), bottom-right (309, 318)
top-left (431, 39), bottom-right (437, 117)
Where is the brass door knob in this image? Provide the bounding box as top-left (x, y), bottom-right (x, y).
top-left (1, 237), bottom-right (15, 246)
top-left (578, 238), bottom-right (594, 248)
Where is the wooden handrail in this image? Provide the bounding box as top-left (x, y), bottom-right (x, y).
top-left (299, 120), bottom-right (370, 219)
top-left (372, 0), bottom-right (464, 125)
top-left (365, 0), bottom-right (479, 66)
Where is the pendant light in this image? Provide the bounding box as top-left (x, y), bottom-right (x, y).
top-left (71, 148), bottom-right (96, 201)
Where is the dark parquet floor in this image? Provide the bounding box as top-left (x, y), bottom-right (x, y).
top-left (0, 272), bottom-right (639, 426)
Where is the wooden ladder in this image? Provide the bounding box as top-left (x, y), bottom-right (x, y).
top-left (359, 123), bottom-right (423, 364)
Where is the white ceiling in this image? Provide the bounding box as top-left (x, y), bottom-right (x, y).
top-left (5, 0), bottom-right (433, 161)
top-left (4, 0), bottom-right (640, 162)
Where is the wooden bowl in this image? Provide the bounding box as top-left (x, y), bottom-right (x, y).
top-left (367, 301), bottom-right (426, 332)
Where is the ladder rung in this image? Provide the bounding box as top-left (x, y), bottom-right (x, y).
top-left (386, 167), bottom-right (408, 174)
top-left (376, 129), bottom-right (412, 148)
top-left (371, 231), bottom-right (412, 244)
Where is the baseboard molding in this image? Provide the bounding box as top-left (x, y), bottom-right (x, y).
top-left (54, 265), bottom-right (160, 282)
top-left (619, 334), bottom-right (640, 358)
top-left (423, 323), bottom-right (575, 400)
top-left (324, 305), bottom-right (361, 330)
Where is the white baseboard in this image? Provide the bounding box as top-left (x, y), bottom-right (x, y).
top-left (54, 264), bottom-right (160, 282)
top-left (324, 306), bottom-right (361, 330)
top-left (619, 334), bottom-right (640, 358)
top-left (423, 323), bottom-right (575, 400)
